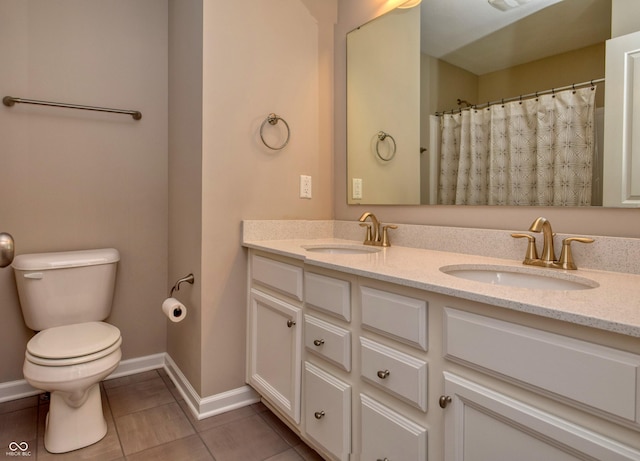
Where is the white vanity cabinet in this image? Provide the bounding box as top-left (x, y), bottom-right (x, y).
top-left (247, 254), bottom-right (304, 424)
top-left (246, 248), bottom-right (640, 460)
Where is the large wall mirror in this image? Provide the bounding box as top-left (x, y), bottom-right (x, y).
top-left (347, 0), bottom-right (614, 206)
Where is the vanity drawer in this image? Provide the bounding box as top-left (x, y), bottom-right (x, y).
top-left (304, 362), bottom-right (351, 461)
top-left (305, 315), bottom-right (351, 371)
top-left (305, 272), bottom-right (351, 321)
top-left (361, 286), bottom-right (427, 350)
top-left (360, 394), bottom-right (427, 461)
top-left (360, 337), bottom-right (428, 411)
top-left (252, 255), bottom-right (303, 301)
top-left (444, 308), bottom-right (640, 424)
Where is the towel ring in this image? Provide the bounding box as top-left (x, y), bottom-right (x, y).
top-left (375, 131), bottom-right (396, 161)
top-left (260, 113), bottom-right (290, 150)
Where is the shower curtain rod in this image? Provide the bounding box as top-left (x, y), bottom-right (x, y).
top-left (435, 78), bottom-right (605, 116)
top-left (2, 96), bottom-right (142, 120)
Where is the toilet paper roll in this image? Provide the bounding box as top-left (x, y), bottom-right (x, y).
top-left (162, 297), bottom-right (187, 323)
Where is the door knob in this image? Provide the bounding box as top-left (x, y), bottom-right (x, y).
top-left (286, 319), bottom-right (296, 328)
top-left (0, 232), bottom-right (15, 268)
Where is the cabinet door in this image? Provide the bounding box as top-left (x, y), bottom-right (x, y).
top-left (443, 373), bottom-right (640, 461)
top-left (304, 362), bottom-right (351, 461)
top-left (248, 289), bottom-right (302, 423)
top-left (360, 394), bottom-right (427, 461)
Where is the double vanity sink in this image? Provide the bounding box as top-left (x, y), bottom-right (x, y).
top-left (303, 244), bottom-right (598, 291)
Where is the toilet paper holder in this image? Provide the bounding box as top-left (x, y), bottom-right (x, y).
top-left (170, 273), bottom-right (195, 297)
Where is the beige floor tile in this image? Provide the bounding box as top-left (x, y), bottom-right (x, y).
top-left (155, 369), bottom-right (182, 401)
top-left (200, 414), bottom-right (290, 461)
top-left (293, 443), bottom-right (326, 461)
top-left (0, 395), bottom-right (39, 415)
top-left (0, 406), bottom-right (38, 457)
top-left (178, 399), bottom-right (256, 433)
top-left (257, 409), bottom-right (302, 447)
top-left (0, 371), bottom-right (322, 461)
top-left (114, 402), bottom-right (194, 455)
top-left (125, 434), bottom-right (214, 461)
top-left (105, 377), bottom-right (175, 417)
top-left (264, 448), bottom-right (305, 461)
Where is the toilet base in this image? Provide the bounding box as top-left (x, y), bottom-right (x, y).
top-left (44, 383), bottom-right (107, 453)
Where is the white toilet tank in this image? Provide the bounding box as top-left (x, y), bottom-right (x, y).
top-left (12, 248), bottom-right (120, 331)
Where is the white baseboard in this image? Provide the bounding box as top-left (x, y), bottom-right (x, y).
top-left (0, 352), bottom-right (260, 421)
top-left (0, 379), bottom-right (40, 403)
top-left (164, 353), bottom-right (260, 420)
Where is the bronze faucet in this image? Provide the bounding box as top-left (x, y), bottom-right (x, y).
top-left (528, 217), bottom-right (557, 266)
top-left (358, 212), bottom-right (397, 247)
top-left (512, 217), bottom-right (594, 270)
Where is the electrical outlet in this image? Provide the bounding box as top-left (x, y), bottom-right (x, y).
top-left (300, 175), bottom-right (312, 199)
top-left (352, 178), bottom-right (363, 199)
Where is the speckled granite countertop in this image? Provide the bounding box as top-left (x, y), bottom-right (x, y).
top-left (242, 237), bottom-right (640, 339)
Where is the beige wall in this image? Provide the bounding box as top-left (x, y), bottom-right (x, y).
top-left (168, 0), bottom-right (204, 395)
top-left (168, 0), bottom-right (336, 397)
top-left (335, 0), bottom-right (640, 239)
top-left (478, 43), bottom-right (605, 108)
top-left (0, 0), bottom-right (169, 382)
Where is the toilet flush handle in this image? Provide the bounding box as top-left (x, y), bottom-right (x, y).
top-left (23, 272), bottom-right (44, 280)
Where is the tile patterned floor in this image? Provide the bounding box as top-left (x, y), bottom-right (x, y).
top-left (0, 369), bottom-right (324, 461)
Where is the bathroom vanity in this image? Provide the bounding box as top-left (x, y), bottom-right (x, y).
top-left (243, 221), bottom-right (640, 461)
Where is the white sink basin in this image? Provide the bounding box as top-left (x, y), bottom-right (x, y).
top-left (303, 244), bottom-right (382, 255)
top-left (440, 264), bottom-right (598, 290)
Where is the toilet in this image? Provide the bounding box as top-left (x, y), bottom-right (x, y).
top-left (12, 248), bottom-right (122, 454)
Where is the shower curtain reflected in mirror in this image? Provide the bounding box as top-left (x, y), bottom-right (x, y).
top-left (437, 87), bottom-right (596, 206)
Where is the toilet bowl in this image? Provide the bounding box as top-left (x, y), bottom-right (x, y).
top-left (23, 321), bottom-right (122, 453)
top-left (12, 248), bottom-right (122, 453)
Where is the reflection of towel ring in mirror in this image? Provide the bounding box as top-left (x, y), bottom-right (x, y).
top-left (375, 131), bottom-right (396, 161)
top-left (260, 113), bottom-right (290, 150)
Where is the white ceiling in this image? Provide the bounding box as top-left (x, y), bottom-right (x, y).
top-left (420, 0), bottom-right (611, 75)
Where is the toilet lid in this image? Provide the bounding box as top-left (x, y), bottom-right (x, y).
top-left (27, 322), bottom-right (121, 360)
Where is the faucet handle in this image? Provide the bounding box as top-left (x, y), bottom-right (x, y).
top-left (381, 225), bottom-right (397, 247)
top-left (359, 223), bottom-right (373, 244)
top-left (511, 233), bottom-right (539, 263)
top-left (557, 237), bottom-right (594, 270)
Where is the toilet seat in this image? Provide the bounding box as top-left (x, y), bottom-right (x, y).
top-left (26, 322), bottom-right (121, 367)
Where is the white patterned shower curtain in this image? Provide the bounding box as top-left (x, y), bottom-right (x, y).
top-left (438, 87), bottom-right (596, 206)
